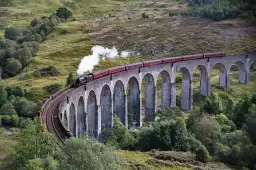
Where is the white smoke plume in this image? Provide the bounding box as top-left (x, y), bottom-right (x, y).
top-left (77, 45), bottom-right (136, 76)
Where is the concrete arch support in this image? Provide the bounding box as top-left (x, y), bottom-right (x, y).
top-left (237, 61), bottom-right (248, 84)
top-left (69, 103), bottom-right (76, 137)
top-left (196, 65), bottom-right (210, 96)
top-left (127, 77), bottom-right (141, 128)
top-left (77, 97), bottom-right (85, 137)
top-left (100, 85), bottom-right (112, 131)
top-left (179, 67), bottom-right (193, 110)
top-left (160, 71), bottom-right (171, 111)
top-left (143, 73), bottom-right (156, 121)
top-left (87, 90), bottom-right (98, 138)
top-left (113, 81), bottom-right (126, 125)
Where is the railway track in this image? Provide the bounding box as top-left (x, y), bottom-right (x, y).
top-left (41, 87), bottom-right (74, 144)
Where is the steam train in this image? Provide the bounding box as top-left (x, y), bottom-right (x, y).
top-left (73, 52), bottom-right (225, 88)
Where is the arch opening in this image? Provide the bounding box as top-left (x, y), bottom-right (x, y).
top-left (142, 73), bottom-right (156, 121)
top-left (192, 65), bottom-right (209, 107)
top-left (77, 97), bottom-right (85, 137)
top-left (69, 103), bottom-right (76, 137)
top-left (229, 61), bottom-right (247, 85)
top-left (211, 63), bottom-right (228, 88)
top-left (63, 110), bottom-right (67, 128)
top-left (249, 60), bottom-right (256, 83)
top-left (87, 90), bottom-right (98, 137)
top-left (176, 67), bottom-right (192, 110)
top-left (100, 85), bottom-right (112, 131)
top-left (113, 81), bottom-right (126, 125)
top-left (157, 71), bottom-right (171, 112)
top-left (127, 77), bottom-right (140, 128)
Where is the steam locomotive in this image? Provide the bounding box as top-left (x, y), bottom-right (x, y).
top-left (73, 52), bottom-right (225, 88)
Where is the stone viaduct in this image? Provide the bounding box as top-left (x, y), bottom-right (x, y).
top-left (58, 52), bottom-right (256, 138)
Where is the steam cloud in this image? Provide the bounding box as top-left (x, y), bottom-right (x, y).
top-left (77, 45), bottom-right (132, 76)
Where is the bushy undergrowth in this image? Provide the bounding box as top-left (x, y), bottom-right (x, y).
top-left (0, 83), bottom-right (40, 128)
top-left (185, 0), bottom-right (256, 21)
top-left (0, 7), bottom-right (72, 79)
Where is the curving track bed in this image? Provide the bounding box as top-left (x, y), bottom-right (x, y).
top-left (41, 87), bottom-right (74, 144)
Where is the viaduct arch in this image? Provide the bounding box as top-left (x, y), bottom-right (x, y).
top-left (59, 52), bottom-right (256, 138)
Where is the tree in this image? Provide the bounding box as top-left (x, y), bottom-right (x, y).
top-left (4, 58), bottom-right (22, 76)
top-left (58, 137), bottom-right (119, 170)
top-left (215, 113), bottom-right (236, 133)
top-left (195, 144), bottom-right (211, 163)
top-left (0, 102), bottom-right (17, 115)
top-left (13, 97), bottom-right (38, 118)
top-left (66, 72), bottom-right (75, 86)
top-left (4, 27), bottom-right (23, 40)
top-left (8, 117), bottom-right (56, 169)
top-left (224, 97), bottom-right (235, 117)
top-left (99, 115), bottom-right (136, 149)
top-left (174, 117), bottom-right (189, 151)
top-left (0, 84), bottom-right (7, 106)
top-left (6, 85), bottom-right (25, 97)
top-left (202, 92), bottom-right (223, 115)
top-left (245, 104), bottom-right (256, 145)
top-left (193, 116), bottom-right (221, 154)
top-left (56, 7), bottom-right (72, 20)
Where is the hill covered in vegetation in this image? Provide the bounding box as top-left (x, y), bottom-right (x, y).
top-left (0, 0), bottom-right (256, 169)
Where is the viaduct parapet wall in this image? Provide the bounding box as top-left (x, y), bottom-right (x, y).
top-left (58, 52), bottom-right (256, 138)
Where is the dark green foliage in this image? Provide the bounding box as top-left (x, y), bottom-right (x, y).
top-left (142, 12), bottom-right (149, 18)
top-left (0, 9), bottom-right (63, 78)
top-left (245, 104), bottom-right (256, 144)
top-left (33, 66), bottom-right (60, 77)
top-left (66, 72), bottom-right (75, 86)
top-left (44, 83), bottom-right (63, 94)
top-left (99, 115), bottom-right (136, 149)
top-left (224, 97), bottom-right (235, 117)
top-left (0, 84), bottom-right (7, 106)
top-left (58, 137), bottom-right (119, 170)
top-left (232, 92), bottom-right (253, 129)
top-left (56, 7), bottom-right (73, 20)
top-left (0, 0), bottom-right (12, 6)
top-left (195, 144), bottom-right (211, 163)
top-left (4, 27), bottom-right (23, 40)
top-left (7, 118), bottom-right (56, 170)
top-left (13, 97), bottom-right (38, 118)
top-left (6, 85), bottom-right (25, 97)
top-left (4, 58), bottom-right (22, 77)
top-left (187, 0), bottom-right (256, 21)
top-left (186, 110), bottom-right (202, 130)
top-left (136, 118), bottom-right (191, 152)
top-left (156, 106), bottom-right (183, 121)
top-left (193, 116), bottom-right (221, 154)
top-left (202, 92), bottom-right (223, 115)
top-left (215, 113), bottom-right (236, 133)
top-left (0, 102), bottom-right (17, 115)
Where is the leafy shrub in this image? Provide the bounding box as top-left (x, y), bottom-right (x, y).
top-left (33, 66), bottom-right (60, 77)
top-left (195, 144), bottom-right (211, 163)
top-left (4, 58), bottom-right (22, 77)
top-left (58, 137), bottom-right (119, 170)
top-left (193, 116), bottom-right (221, 154)
top-left (44, 83), bottom-right (63, 94)
top-left (202, 92), bottom-right (223, 115)
top-left (99, 115), bottom-right (137, 149)
top-left (8, 118), bottom-right (56, 169)
top-left (142, 12), bottom-right (149, 18)
top-left (56, 7), bottom-right (73, 20)
top-left (187, 0), bottom-right (256, 21)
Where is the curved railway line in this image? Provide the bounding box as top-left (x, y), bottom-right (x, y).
top-left (41, 87), bottom-right (74, 144)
